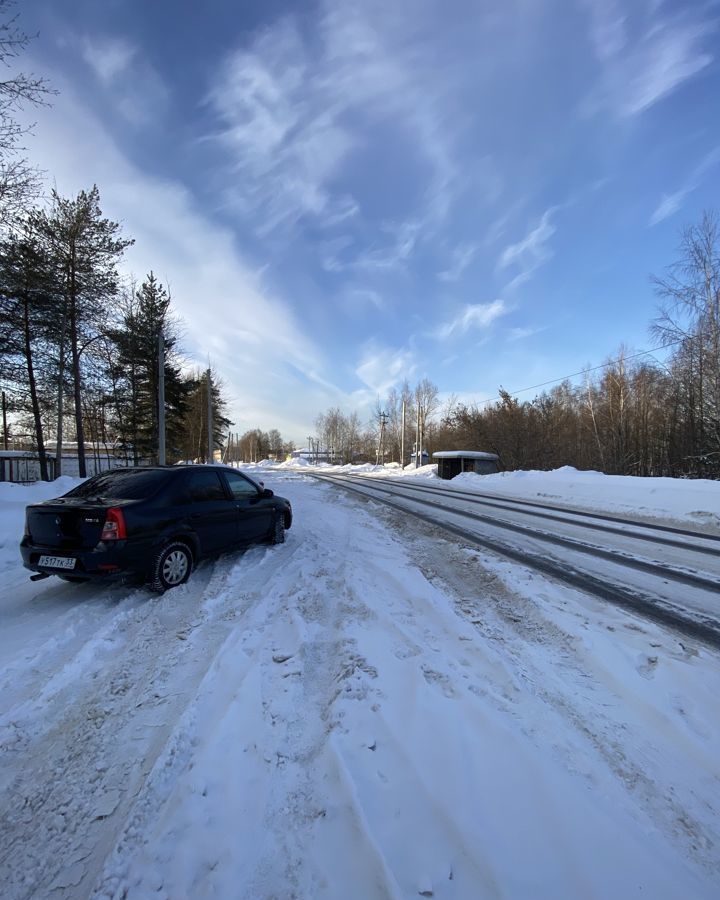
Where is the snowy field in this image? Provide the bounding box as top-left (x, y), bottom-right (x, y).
top-left (1, 467), bottom-right (719, 899)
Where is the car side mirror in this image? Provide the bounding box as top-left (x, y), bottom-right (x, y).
top-left (261, 488), bottom-right (274, 498)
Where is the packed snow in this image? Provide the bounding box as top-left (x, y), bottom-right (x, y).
top-left (1, 467), bottom-right (719, 899)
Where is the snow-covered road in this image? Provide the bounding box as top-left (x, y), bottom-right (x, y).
top-left (312, 472), bottom-right (720, 640)
top-left (1, 470), bottom-right (719, 899)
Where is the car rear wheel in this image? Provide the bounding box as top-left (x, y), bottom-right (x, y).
top-left (270, 513), bottom-right (285, 545)
top-left (150, 541), bottom-right (193, 592)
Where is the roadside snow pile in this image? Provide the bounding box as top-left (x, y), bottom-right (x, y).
top-left (298, 459), bottom-right (720, 526)
top-left (450, 465), bottom-right (720, 526)
top-left (0, 476), bottom-right (81, 572)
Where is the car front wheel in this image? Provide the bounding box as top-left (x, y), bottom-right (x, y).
top-left (150, 541), bottom-right (193, 592)
top-left (270, 513), bottom-right (285, 545)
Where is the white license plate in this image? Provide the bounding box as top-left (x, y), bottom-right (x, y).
top-left (38, 555), bottom-right (76, 570)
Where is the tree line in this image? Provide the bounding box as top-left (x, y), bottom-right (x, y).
top-left (313, 214), bottom-right (720, 479)
top-left (0, 191), bottom-right (232, 476)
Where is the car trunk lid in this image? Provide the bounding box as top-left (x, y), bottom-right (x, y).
top-left (26, 499), bottom-right (128, 550)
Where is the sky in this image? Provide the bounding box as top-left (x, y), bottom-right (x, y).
top-left (15, 0), bottom-right (720, 445)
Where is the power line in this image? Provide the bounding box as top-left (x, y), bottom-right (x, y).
top-left (472, 340), bottom-right (685, 408)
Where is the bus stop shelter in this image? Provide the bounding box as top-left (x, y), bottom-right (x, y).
top-left (433, 450), bottom-right (500, 480)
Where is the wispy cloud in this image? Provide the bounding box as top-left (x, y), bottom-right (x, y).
top-left (206, 1), bottom-right (501, 247)
top-left (498, 208), bottom-right (557, 290)
top-left (583, 0), bottom-right (627, 60)
top-left (438, 243), bottom-right (477, 282)
top-left (355, 342), bottom-right (416, 395)
top-left (649, 146), bottom-right (720, 226)
top-left (583, 5), bottom-right (716, 117)
top-left (81, 36), bottom-right (136, 83)
top-left (79, 34), bottom-right (169, 125)
top-left (207, 18), bottom-right (357, 233)
top-left (507, 325), bottom-right (544, 342)
top-left (434, 300), bottom-right (507, 340)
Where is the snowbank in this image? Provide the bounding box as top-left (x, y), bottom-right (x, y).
top-left (449, 466), bottom-right (720, 527)
top-left (277, 460), bottom-right (720, 527)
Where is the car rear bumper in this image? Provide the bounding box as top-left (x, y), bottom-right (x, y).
top-left (20, 539), bottom-right (153, 582)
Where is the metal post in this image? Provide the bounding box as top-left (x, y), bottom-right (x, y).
top-left (158, 331), bottom-right (166, 465)
top-left (206, 369), bottom-right (213, 463)
top-left (415, 403), bottom-right (421, 468)
top-left (401, 399), bottom-right (405, 470)
top-left (1, 390), bottom-right (8, 450)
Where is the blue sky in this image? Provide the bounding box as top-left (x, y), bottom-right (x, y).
top-left (19, 0), bottom-right (720, 444)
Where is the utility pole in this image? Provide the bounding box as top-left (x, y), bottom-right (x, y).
top-left (158, 330), bottom-right (166, 465)
top-left (415, 402), bottom-right (421, 468)
top-left (400, 399), bottom-right (406, 470)
top-left (206, 368), bottom-right (213, 463)
top-left (376, 410), bottom-right (387, 466)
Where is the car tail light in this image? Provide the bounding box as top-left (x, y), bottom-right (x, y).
top-left (101, 508), bottom-right (127, 541)
top-left (23, 513), bottom-right (30, 539)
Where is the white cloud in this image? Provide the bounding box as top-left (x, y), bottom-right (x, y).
top-left (438, 243), bottom-right (477, 282)
top-left (352, 219), bottom-right (421, 272)
top-left (206, 1), bottom-right (476, 242)
top-left (583, 0), bottom-right (627, 60)
top-left (649, 189), bottom-right (689, 226)
top-left (498, 209), bottom-right (557, 289)
top-left (81, 36), bottom-right (136, 83)
top-left (583, 7), bottom-right (715, 118)
top-left (649, 146), bottom-right (720, 226)
top-left (435, 300), bottom-right (507, 340)
top-left (355, 342), bottom-right (416, 396)
top-left (79, 34), bottom-right (169, 126)
top-left (507, 326), bottom-right (543, 342)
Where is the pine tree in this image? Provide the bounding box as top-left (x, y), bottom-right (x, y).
top-left (0, 215), bottom-right (58, 479)
top-left (36, 186), bottom-right (133, 476)
top-left (107, 272), bottom-right (187, 463)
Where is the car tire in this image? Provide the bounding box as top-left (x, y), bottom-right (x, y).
top-left (270, 513), bottom-right (285, 545)
top-left (150, 541), bottom-right (193, 592)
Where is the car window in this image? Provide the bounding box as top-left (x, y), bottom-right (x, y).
top-left (185, 470), bottom-right (227, 502)
top-left (64, 469), bottom-right (171, 500)
top-left (224, 470), bottom-right (261, 499)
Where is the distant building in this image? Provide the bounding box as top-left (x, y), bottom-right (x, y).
top-left (290, 447), bottom-right (339, 464)
top-left (0, 451), bottom-right (56, 483)
top-left (0, 443), bottom-right (144, 482)
top-left (433, 450), bottom-right (500, 480)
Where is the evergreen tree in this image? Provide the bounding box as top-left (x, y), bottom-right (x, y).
top-left (176, 368), bottom-right (231, 463)
top-left (108, 272), bottom-right (187, 463)
top-left (0, 214), bottom-right (58, 479)
top-left (36, 186), bottom-right (133, 476)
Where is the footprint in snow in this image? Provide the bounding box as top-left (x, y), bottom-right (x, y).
top-left (421, 665), bottom-right (457, 698)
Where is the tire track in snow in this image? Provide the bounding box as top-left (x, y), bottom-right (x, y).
top-left (0, 549), bottom-right (282, 900)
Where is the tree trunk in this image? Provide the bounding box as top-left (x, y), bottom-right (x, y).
top-left (22, 292), bottom-right (48, 480)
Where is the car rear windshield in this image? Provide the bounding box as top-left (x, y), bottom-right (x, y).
top-left (63, 469), bottom-right (172, 500)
